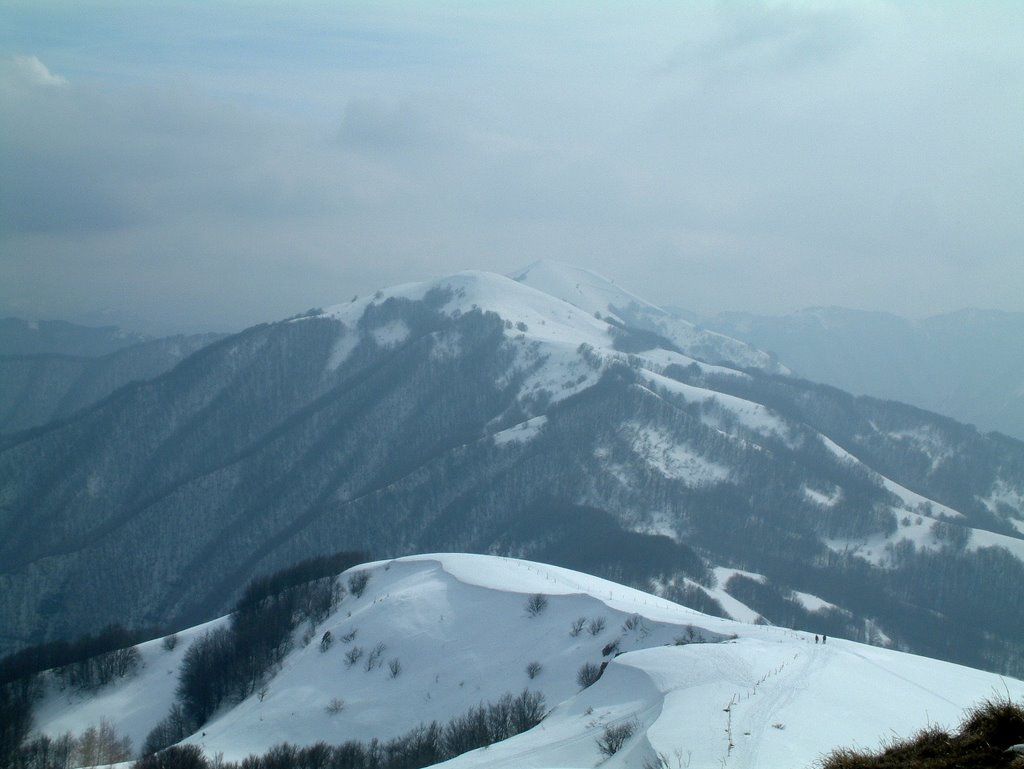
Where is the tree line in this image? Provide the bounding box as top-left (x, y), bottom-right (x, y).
top-left (0, 550), bottom-right (367, 768)
top-left (136, 689), bottom-right (546, 769)
top-left (147, 552), bottom-right (366, 753)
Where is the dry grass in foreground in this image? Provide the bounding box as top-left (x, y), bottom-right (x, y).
top-left (819, 696), bottom-right (1024, 769)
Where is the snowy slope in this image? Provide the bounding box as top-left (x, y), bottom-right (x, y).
top-left (315, 268), bottom-right (1024, 571)
top-left (315, 269), bottom-right (762, 425)
top-left (31, 555), bottom-right (1024, 768)
top-left (511, 260), bottom-right (786, 374)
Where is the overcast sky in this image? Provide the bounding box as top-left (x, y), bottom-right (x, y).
top-left (1, 1), bottom-right (1021, 333)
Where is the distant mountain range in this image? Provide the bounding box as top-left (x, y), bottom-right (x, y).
top-left (0, 317), bottom-right (149, 357)
top-left (1, 262), bottom-right (1023, 679)
top-left (17, 554), bottom-right (1024, 768)
top-left (0, 318), bottom-right (223, 434)
top-left (698, 306), bottom-right (1024, 442)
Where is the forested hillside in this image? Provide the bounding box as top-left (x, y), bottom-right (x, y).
top-left (0, 332), bottom-right (222, 434)
top-left (2, 270), bottom-right (1023, 676)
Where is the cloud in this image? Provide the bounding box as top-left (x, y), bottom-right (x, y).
top-left (0, 4), bottom-right (1021, 332)
top-left (337, 99), bottom-right (441, 153)
top-left (659, 3), bottom-right (861, 81)
top-left (8, 54), bottom-right (67, 87)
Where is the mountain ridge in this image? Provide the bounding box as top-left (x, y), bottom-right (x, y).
top-left (1, 264), bottom-right (1023, 678)
top-left (25, 554), bottom-right (1024, 769)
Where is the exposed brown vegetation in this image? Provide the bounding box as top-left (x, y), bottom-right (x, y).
top-left (819, 697), bottom-right (1024, 769)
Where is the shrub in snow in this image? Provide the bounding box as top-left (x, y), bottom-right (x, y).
top-left (674, 625), bottom-right (701, 645)
top-left (348, 571), bottom-right (370, 598)
top-left (623, 613), bottom-right (649, 636)
top-left (526, 660), bottom-right (543, 679)
top-left (525, 593), bottom-right (549, 616)
top-left (162, 633), bottom-right (178, 651)
top-left (643, 749), bottom-right (692, 769)
top-left (344, 646), bottom-right (364, 669)
top-left (570, 616), bottom-right (587, 636)
top-left (597, 718), bottom-right (638, 757)
top-left (365, 642), bottom-right (386, 672)
top-left (577, 661), bottom-right (603, 689)
top-left (134, 743), bottom-right (210, 769)
top-left (588, 617), bottom-right (606, 636)
top-left (325, 697), bottom-right (346, 715)
top-left (388, 657), bottom-right (402, 678)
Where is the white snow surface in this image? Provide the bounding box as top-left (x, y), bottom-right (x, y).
top-left (321, 271), bottom-right (612, 354)
top-left (639, 370), bottom-right (793, 445)
top-left (980, 479), bottom-right (1024, 529)
top-left (622, 421), bottom-right (731, 486)
top-left (312, 269), bottom-right (773, 430)
top-left (32, 554), bottom-right (1024, 769)
top-left (510, 260), bottom-right (658, 322)
top-left (492, 415), bottom-right (549, 446)
top-left (803, 484), bottom-right (841, 508)
top-left (790, 591), bottom-right (839, 614)
top-left (811, 435), bottom-right (1024, 565)
top-left (511, 260), bottom-right (785, 374)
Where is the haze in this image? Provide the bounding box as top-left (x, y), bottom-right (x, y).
top-left (1, 1), bottom-right (1021, 333)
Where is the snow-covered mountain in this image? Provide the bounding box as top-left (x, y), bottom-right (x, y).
top-left (2, 263), bottom-right (1024, 679)
top-left (28, 554), bottom-right (1024, 768)
top-left (512, 261), bottom-right (785, 374)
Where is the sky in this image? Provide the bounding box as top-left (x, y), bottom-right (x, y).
top-left (1, 1), bottom-right (1022, 333)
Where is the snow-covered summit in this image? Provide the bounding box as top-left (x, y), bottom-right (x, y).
top-left (511, 260), bottom-right (786, 373)
top-left (317, 264), bottom-right (782, 375)
top-left (32, 554), bottom-right (1024, 768)
top-left (313, 267), bottom-right (1019, 566)
top-left (510, 260), bottom-right (661, 322)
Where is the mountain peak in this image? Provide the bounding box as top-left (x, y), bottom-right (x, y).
top-left (509, 261), bottom-right (784, 373)
top-left (510, 260), bottom-right (664, 322)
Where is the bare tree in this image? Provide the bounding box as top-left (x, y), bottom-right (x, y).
top-left (365, 642), bottom-right (386, 671)
top-left (597, 719), bottom-right (638, 757)
top-left (75, 719), bottom-right (132, 767)
top-left (525, 594), bottom-right (548, 616)
top-left (344, 646), bottom-right (364, 669)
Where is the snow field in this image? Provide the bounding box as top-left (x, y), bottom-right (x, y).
top-left (32, 553), bottom-right (1024, 769)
